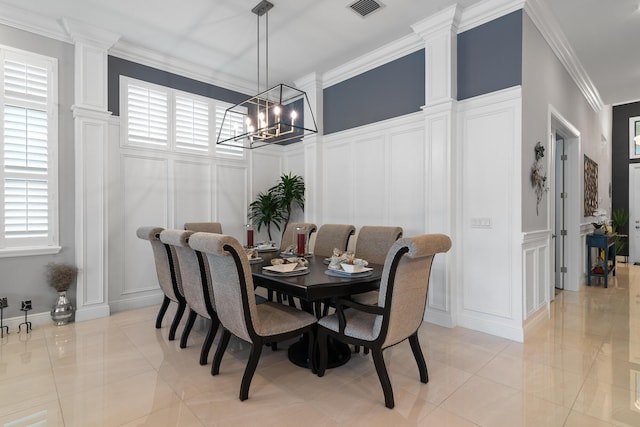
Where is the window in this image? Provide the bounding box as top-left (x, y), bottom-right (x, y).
top-left (0, 47), bottom-right (59, 255)
top-left (121, 77), bottom-right (245, 159)
top-left (630, 116), bottom-right (640, 159)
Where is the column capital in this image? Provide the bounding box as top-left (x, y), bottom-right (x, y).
top-left (62, 17), bottom-right (120, 50)
top-left (411, 4), bottom-right (461, 41)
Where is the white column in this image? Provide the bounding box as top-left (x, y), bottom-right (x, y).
top-left (63, 18), bottom-right (120, 321)
top-left (411, 5), bottom-right (460, 328)
top-left (295, 73), bottom-right (324, 225)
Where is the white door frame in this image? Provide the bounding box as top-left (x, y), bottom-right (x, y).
top-left (548, 106), bottom-right (581, 292)
top-left (629, 163), bottom-right (640, 264)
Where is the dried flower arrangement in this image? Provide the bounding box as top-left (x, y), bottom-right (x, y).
top-left (531, 141), bottom-right (548, 216)
top-left (46, 262), bottom-right (78, 292)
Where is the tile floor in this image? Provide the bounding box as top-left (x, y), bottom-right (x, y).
top-left (0, 263), bottom-right (638, 426)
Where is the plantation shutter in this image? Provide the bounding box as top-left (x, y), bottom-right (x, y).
top-left (3, 58), bottom-right (50, 239)
top-left (127, 84), bottom-right (168, 147)
top-left (175, 95), bottom-right (209, 152)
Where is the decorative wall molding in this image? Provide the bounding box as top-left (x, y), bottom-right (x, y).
top-left (458, 0), bottom-right (526, 33)
top-left (524, 0), bottom-right (603, 112)
top-left (0, 3), bottom-right (71, 44)
top-left (322, 34), bottom-right (423, 88)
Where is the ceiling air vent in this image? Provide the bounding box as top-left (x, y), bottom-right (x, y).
top-left (349, 0), bottom-right (384, 18)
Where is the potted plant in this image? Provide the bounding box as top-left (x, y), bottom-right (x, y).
top-left (46, 262), bottom-right (78, 325)
top-left (611, 208), bottom-right (629, 256)
top-left (248, 190), bottom-right (283, 241)
top-left (271, 173), bottom-right (305, 240)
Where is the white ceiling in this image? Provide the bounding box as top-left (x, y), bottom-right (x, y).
top-left (0, 0), bottom-right (639, 106)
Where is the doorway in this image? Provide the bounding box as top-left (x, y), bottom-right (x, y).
top-left (629, 164), bottom-right (640, 264)
top-left (554, 133), bottom-right (566, 290)
top-left (549, 108), bottom-right (581, 294)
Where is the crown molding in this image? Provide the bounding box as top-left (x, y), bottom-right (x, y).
top-left (322, 33), bottom-right (423, 88)
top-left (0, 2), bottom-right (71, 43)
top-left (108, 40), bottom-right (255, 96)
top-left (0, 2), bottom-right (254, 96)
top-left (459, 0), bottom-right (526, 33)
top-left (525, 0), bottom-right (603, 112)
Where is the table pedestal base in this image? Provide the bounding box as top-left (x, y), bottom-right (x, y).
top-left (288, 335), bottom-right (351, 369)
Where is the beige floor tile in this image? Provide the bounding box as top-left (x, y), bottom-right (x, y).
top-left (0, 264), bottom-right (638, 426)
top-left (572, 378), bottom-right (640, 426)
top-left (59, 370), bottom-right (181, 427)
top-left (119, 402), bottom-right (205, 427)
top-left (0, 400), bottom-right (65, 427)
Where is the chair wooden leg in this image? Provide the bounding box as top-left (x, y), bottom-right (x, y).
top-left (239, 343), bottom-right (263, 401)
top-left (155, 296), bottom-right (170, 328)
top-left (212, 329), bottom-right (231, 376)
top-left (169, 301), bottom-right (186, 341)
top-left (200, 316), bottom-right (220, 365)
top-left (316, 329), bottom-right (328, 377)
top-left (180, 309), bottom-right (198, 349)
top-left (409, 333), bottom-right (428, 383)
top-left (371, 348), bottom-right (394, 409)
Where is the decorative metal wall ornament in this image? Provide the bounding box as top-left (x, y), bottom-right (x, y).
top-left (584, 155), bottom-right (598, 216)
top-left (0, 297), bottom-right (8, 337)
top-left (18, 300), bottom-right (32, 333)
top-left (530, 141), bottom-right (549, 216)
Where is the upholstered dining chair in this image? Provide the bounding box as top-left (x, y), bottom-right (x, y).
top-left (189, 232), bottom-right (317, 401)
top-left (316, 233), bottom-right (452, 409)
top-left (136, 226), bottom-right (186, 341)
top-left (160, 229), bottom-right (220, 365)
top-left (350, 226), bottom-right (403, 306)
top-left (311, 224), bottom-right (355, 258)
top-left (184, 222), bottom-right (223, 233)
top-left (280, 222), bottom-right (317, 252)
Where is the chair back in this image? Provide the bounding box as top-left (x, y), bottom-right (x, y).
top-left (189, 233), bottom-right (258, 343)
top-left (374, 234), bottom-right (451, 348)
top-left (184, 222), bottom-right (223, 233)
top-left (312, 224), bottom-right (355, 257)
top-left (160, 229), bottom-right (215, 318)
top-left (354, 226), bottom-right (403, 265)
top-left (280, 222), bottom-right (317, 251)
top-left (136, 226), bottom-right (183, 301)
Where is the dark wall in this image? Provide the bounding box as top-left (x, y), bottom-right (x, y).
top-left (612, 102), bottom-right (640, 241)
top-left (323, 49), bottom-right (425, 135)
top-left (108, 56), bottom-right (249, 116)
top-left (457, 10), bottom-right (522, 100)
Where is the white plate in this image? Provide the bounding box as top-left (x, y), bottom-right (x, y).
top-left (263, 266), bottom-right (309, 277)
top-left (281, 251), bottom-right (312, 258)
top-left (263, 264), bottom-right (308, 273)
top-left (325, 269), bottom-right (373, 278)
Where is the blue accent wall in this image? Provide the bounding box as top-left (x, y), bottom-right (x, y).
top-left (457, 10), bottom-right (522, 100)
top-left (108, 56), bottom-right (249, 116)
top-left (323, 50), bottom-right (425, 135)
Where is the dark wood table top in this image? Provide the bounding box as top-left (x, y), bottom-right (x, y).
top-left (251, 254), bottom-right (382, 302)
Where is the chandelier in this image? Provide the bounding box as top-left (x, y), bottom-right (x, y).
top-left (216, 1), bottom-right (317, 150)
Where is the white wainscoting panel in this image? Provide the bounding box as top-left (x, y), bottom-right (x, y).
top-left (456, 88), bottom-right (523, 341)
top-left (121, 155), bottom-right (168, 296)
top-left (522, 230), bottom-right (551, 319)
top-left (174, 160), bottom-right (212, 227)
top-left (321, 114), bottom-right (425, 230)
top-left (216, 164), bottom-right (249, 241)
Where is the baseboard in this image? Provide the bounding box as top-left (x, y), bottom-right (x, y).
top-left (0, 311), bottom-right (52, 333)
top-left (457, 313), bottom-right (524, 342)
top-left (75, 303), bottom-right (110, 322)
top-left (424, 308), bottom-right (454, 328)
top-left (109, 294), bottom-right (164, 314)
